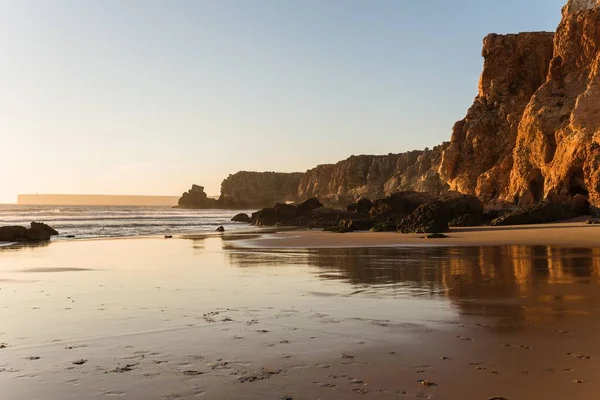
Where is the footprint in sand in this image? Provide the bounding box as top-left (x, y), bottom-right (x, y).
top-left (567, 352), bottom-right (593, 360)
top-left (316, 382), bottom-right (337, 388)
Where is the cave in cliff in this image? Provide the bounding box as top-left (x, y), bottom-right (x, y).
top-left (569, 169), bottom-right (589, 198)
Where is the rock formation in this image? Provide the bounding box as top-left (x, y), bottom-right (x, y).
top-left (177, 185), bottom-right (218, 209)
top-left (507, 1), bottom-right (600, 208)
top-left (298, 146), bottom-right (448, 207)
top-left (439, 32), bottom-right (555, 202)
top-left (218, 171), bottom-right (304, 208)
top-left (184, 0), bottom-right (600, 212)
top-left (0, 222), bottom-right (59, 242)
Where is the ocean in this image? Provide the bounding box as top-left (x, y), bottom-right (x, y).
top-left (0, 205), bottom-right (257, 239)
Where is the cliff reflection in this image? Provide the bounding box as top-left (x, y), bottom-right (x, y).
top-left (225, 245), bottom-right (600, 323)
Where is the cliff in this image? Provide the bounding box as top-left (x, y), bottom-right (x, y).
top-left (439, 32), bottom-right (555, 203)
top-left (297, 145), bottom-right (448, 206)
top-left (182, 0), bottom-right (600, 210)
top-left (218, 171), bottom-right (304, 208)
top-left (507, 1), bottom-right (600, 207)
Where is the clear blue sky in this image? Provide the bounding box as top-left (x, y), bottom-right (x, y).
top-left (0, 0), bottom-right (565, 203)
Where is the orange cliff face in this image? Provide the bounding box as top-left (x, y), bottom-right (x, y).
top-left (439, 32), bottom-right (555, 203)
top-left (196, 0), bottom-right (600, 210)
top-left (507, 1), bottom-right (600, 206)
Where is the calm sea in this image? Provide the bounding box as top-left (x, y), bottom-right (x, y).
top-left (0, 205), bottom-right (257, 239)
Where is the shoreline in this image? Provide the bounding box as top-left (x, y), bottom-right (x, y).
top-left (229, 218), bottom-right (600, 249)
top-left (3, 219), bottom-right (600, 250)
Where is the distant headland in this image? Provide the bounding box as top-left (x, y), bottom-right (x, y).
top-left (17, 194), bottom-right (180, 206)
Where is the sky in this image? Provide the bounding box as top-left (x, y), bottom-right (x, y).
top-left (0, 0), bottom-right (566, 203)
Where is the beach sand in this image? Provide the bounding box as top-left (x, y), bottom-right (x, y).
top-left (231, 219), bottom-right (600, 249)
top-left (1, 230), bottom-right (600, 399)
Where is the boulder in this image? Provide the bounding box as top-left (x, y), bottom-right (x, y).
top-left (490, 200), bottom-right (571, 226)
top-left (369, 191), bottom-right (436, 221)
top-left (0, 222), bottom-right (59, 242)
top-left (305, 207), bottom-right (345, 229)
top-left (347, 198), bottom-right (373, 214)
top-left (397, 201), bottom-right (450, 234)
top-left (231, 213), bottom-right (251, 223)
top-left (250, 203), bottom-right (298, 226)
top-left (0, 225), bottom-right (29, 241)
top-left (296, 198), bottom-right (323, 215)
top-left (31, 222), bottom-right (59, 236)
top-left (438, 192), bottom-right (483, 223)
top-left (426, 233), bottom-right (449, 239)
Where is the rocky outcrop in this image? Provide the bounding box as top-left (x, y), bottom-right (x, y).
top-left (298, 146), bottom-right (448, 207)
top-left (217, 171), bottom-right (304, 209)
top-left (231, 213), bottom-right (251, 223)
top-left (177, 185), bottom-right (218, 209)
top-left (0, 222), bottom-right (59, 242)
top-left (507, 1), bottom-right (600, 208)
top-left (490, 195), bottom-right (589, 226)
top-left (397, 193), bottom-right (484, 233)
top-left (439, 32), bottom-right (555, 202)
top-left (184, 0), bottom-right (600, 212)
top-left (250, 198), bottom-right (344, 227)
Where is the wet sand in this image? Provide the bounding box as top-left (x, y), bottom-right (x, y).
top-left (232, 220), bottom-right (600, 249)
top-left (1, 237), bottom-right (600, 399)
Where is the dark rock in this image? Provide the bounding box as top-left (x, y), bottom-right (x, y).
top-left (66, 235), bottom-right (76, 238)
top-left (251, 203), bottom-right (298, 226)
top-left (490, 200), bottom-right (571, 226)
top-left (296, 198), bottom-right (323, 215)
top-left (397, 201), bottom-right (450, 234)
top-left (164, 235), bottom-right (173, 239)
top-left (339, 218), bottom-right (374, 231)
top-left (426, 233), bottom-right (449, 239)
top-left (0, 225), bottom-right (29, 241)
top-left (324, 225), bottom-right (352, 233)
top-left (369, 191), bottom-right (436, 221)
top-left (438, 192), bottom-right (483, 223)
top-left (570, 194), bottom-right (590, 217)
top-left (31, 222), bottom-right (59, 236)
top-left (586, 219), bottom-right (600, 225)
top-left (216, 226), bottom-right (225, 232)
top-left (448, 213), bottom-right (478, 227)
top-left (231, 213), bottom-right (251, 223)
top-left (0, 223), bottom-right (59, 242)
top-left (304, 207), bottom-right (345, 229)
top-left (370, 221), bottom-right (398, 232)
top-left (347, 198), bottom-right (373, 214)
top-left (482, 209), bottom-right (511, 224)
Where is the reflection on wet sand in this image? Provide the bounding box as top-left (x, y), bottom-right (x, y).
top-left (224, 244), bottom-right (600, 325)
top-left (3, 237), bottom-right (600, 399)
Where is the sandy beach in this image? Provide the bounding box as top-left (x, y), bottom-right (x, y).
top-left (228, 219), bottom-right (600, 249)
top-left (1, 229), bottom-right (600, 399)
